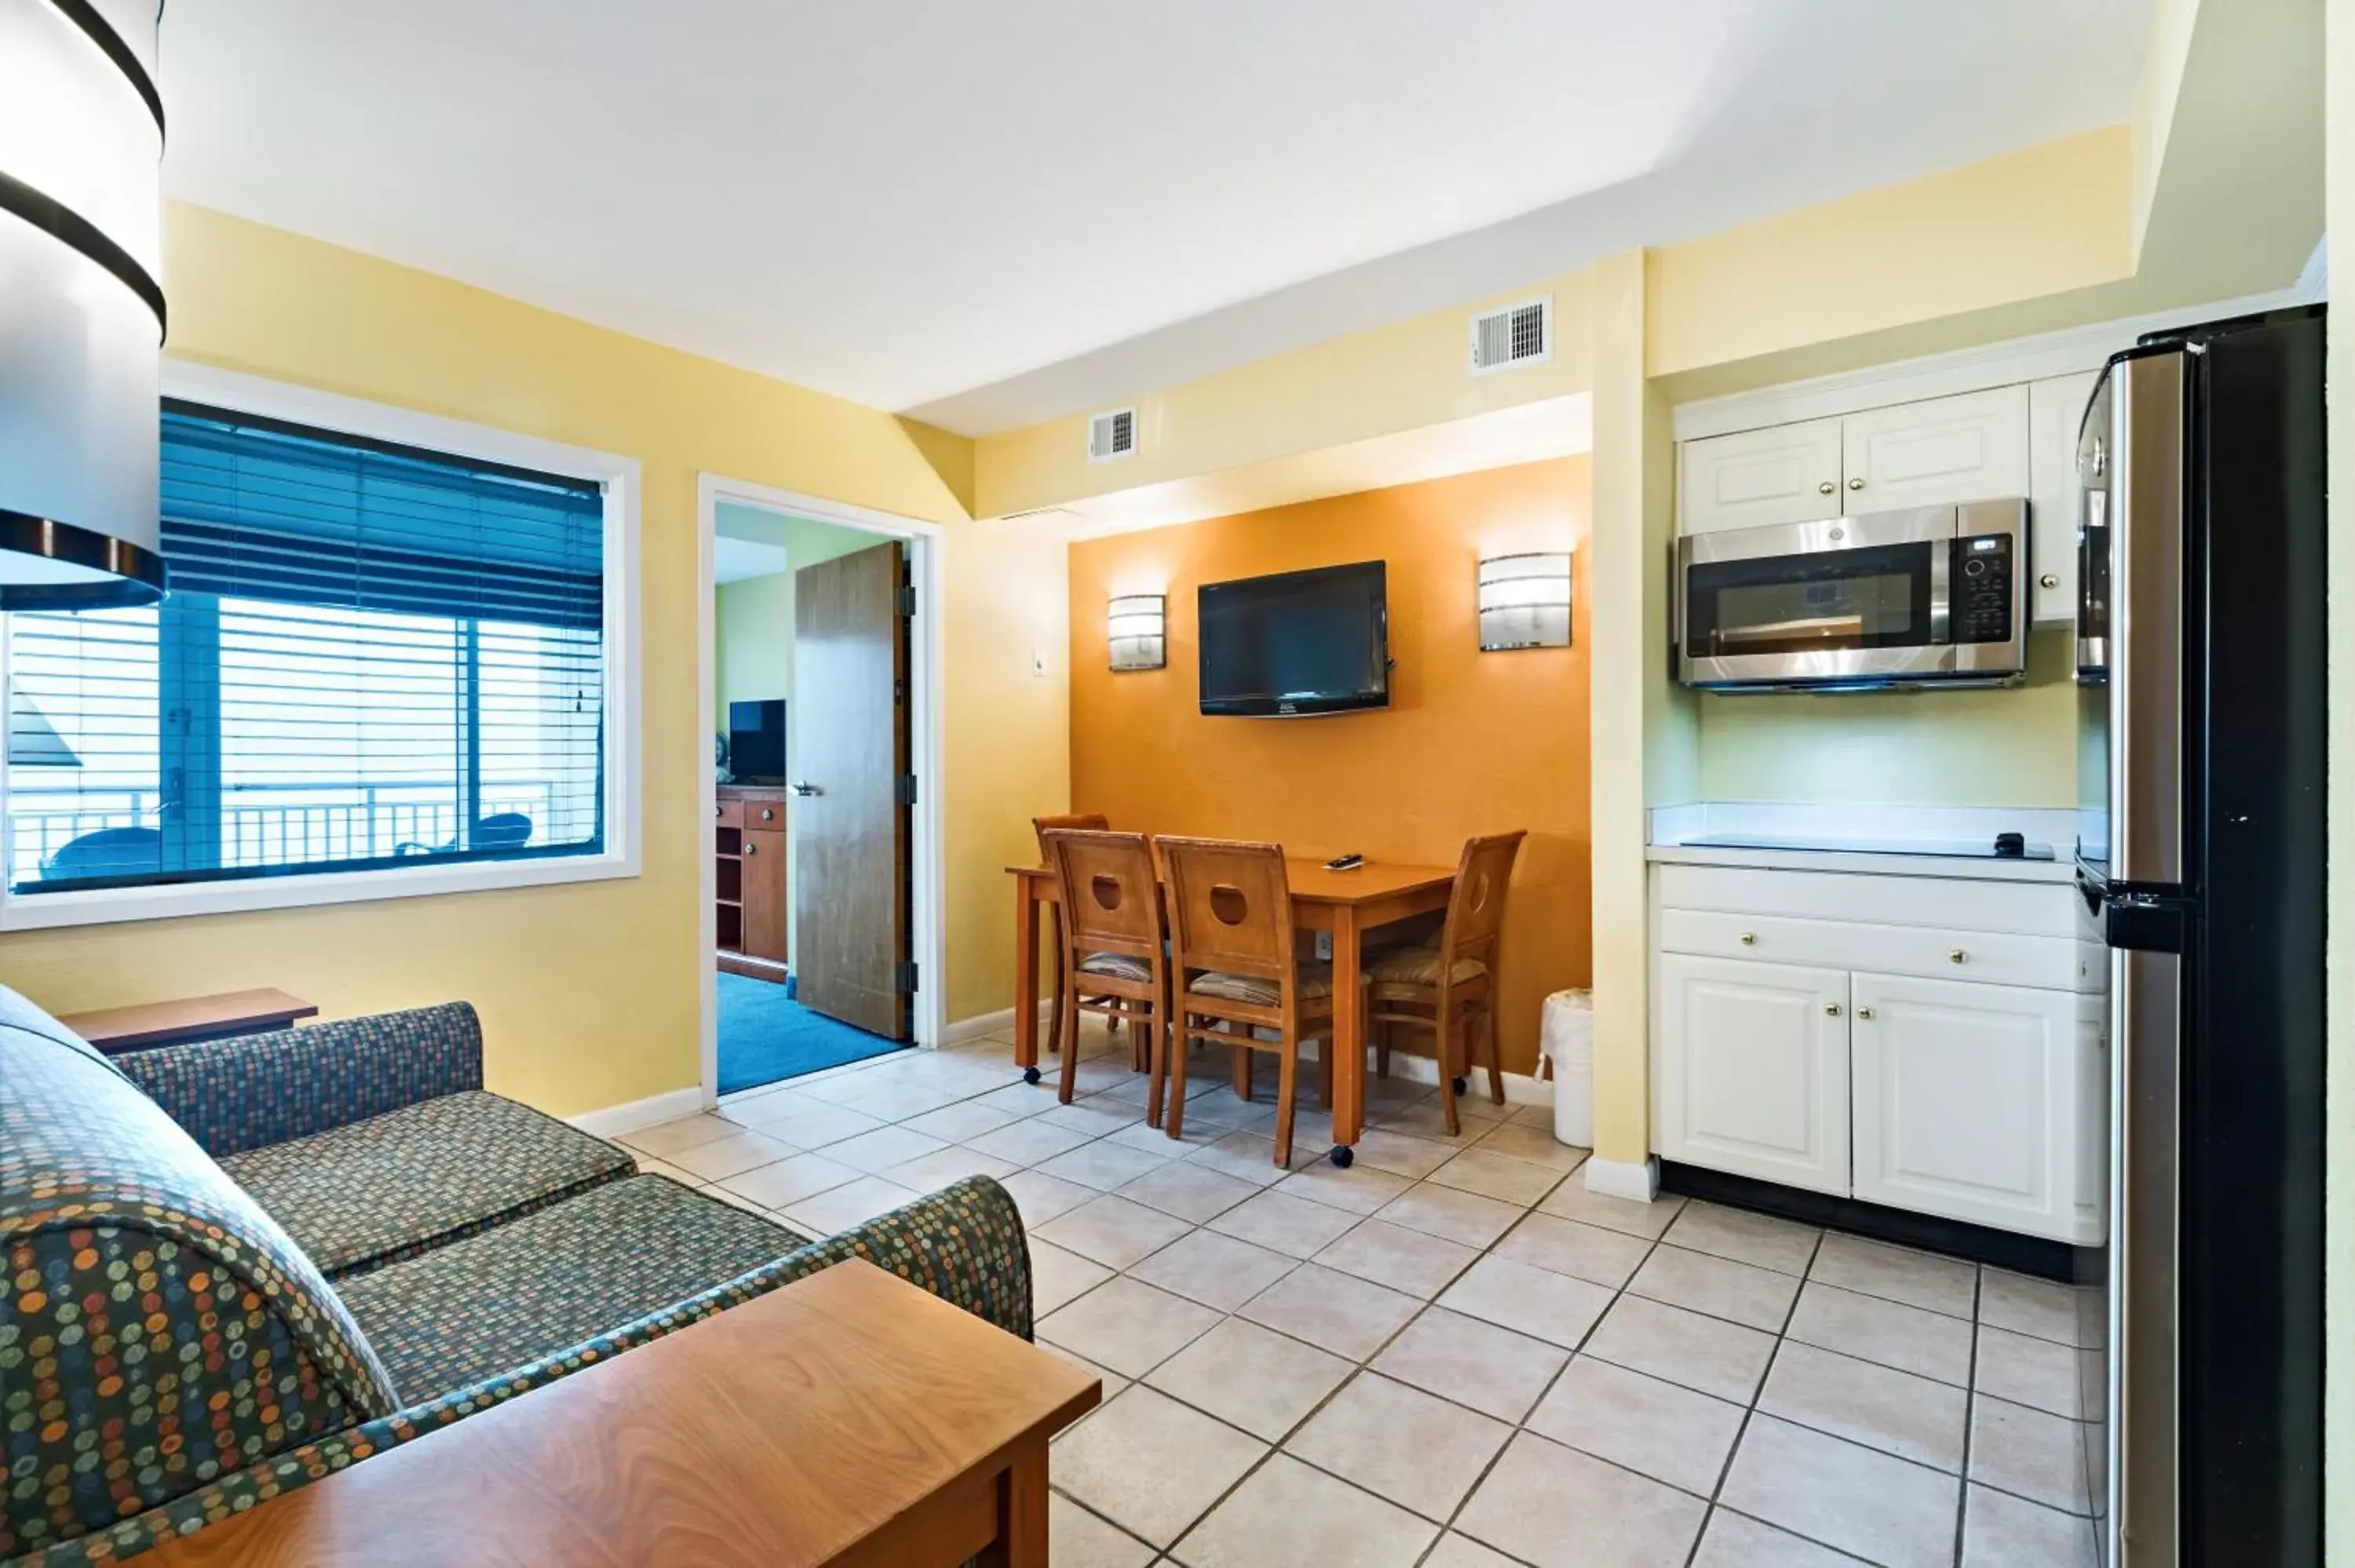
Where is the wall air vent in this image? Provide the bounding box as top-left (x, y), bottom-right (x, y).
top-left (1470, 296), bottom-right (1552, 376)
top-left (1088, 407), bottom-right (1137, 462)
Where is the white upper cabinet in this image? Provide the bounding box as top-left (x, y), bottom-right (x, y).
top-left (2027, 370), bottom-right (2100, 626)
top-left (1839, 385), bottom-right (2030, 513)
top-left (1678, 417), bottom-right (1843, 535)
top-left (1654, 954), bottom-right (1852, 1196)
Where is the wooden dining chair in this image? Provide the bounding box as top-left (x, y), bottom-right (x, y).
top-left (1367, 830), bottom-right (1526, 1136)
top-left (1040, 829), bottom-right (1174, 1118)
top-left (1157, 836), bottom-right (1335, 1168)
top-left (1033, 813), bottom-right (1136, 1068)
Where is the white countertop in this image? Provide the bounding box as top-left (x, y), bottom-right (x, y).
top-left (1647, 802), bottom-right (2083, 884)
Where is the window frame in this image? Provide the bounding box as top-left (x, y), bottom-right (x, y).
top-left (0, 363), bottom-right (643, 932)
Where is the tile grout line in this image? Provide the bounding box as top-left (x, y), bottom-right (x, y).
top-left (1682, 1225), bottom-right (1824, 1567)
top-left (1954, 1266), bottom-right (1984, 1568)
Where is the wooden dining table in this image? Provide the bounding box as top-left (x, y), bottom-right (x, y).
top-left (1007, 855), bottom-right (1458, 1166)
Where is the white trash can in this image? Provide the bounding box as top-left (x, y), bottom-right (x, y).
top-left (1541, 988), bottom-right (1594, 1149)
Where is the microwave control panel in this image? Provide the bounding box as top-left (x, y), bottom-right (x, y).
top-left (1953, 534), bottom-right (2014, 644)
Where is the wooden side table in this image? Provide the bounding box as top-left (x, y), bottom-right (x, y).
top-left (58, 987), bottom-right (318, 1056)
top-left (142, 1260), bottom-right (1099, 1567)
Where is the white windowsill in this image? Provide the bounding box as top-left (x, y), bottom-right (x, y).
top-left (0, 847), bottom-right (641, 932)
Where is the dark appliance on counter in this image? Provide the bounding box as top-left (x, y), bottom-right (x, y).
top-left (2075, 304), bottom-right (2324, 1566)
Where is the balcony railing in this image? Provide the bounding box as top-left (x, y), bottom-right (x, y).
top-left (5, 779), bottom-right (565, 885)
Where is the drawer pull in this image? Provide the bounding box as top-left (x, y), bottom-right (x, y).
top-left (1739, 932), bottom-right (1756, 946)
top-left (1824, 1003), bottom-right (1842, 1018)
top-left (1948, 948), bottom-right (1967, 965)
top-left (761, 807), bottom-right (776, 821)
top-left (1857, 1007), bottom-right (1875, 1020)
top-left (744, 841), bottom-right (758, 856)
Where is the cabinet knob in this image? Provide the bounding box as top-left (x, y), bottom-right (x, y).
top-left (1857, 1007), bottom-right (1875, 1020)
top-left (1824, 1003), bottom-right (1842, 1017)
top-left (2039, 573), bottom-right (2060, 589)
top-left (1848, 476), bottom-right (1865, 491)
top-left (744, 840), bottom-right (758, 856)
top-left (1816, 480), bottom-right (1835, 495)
top-left (1948, 948), bottom-right (1967, 965)
top-left (714, 804), bottom-right (722, 819)
top-left (1739, 932), bottom-right (1756, 946)
top-left (761, 807), bottom-right (776, 821)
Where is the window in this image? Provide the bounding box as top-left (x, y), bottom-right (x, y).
top-left (3, 398), bottom-right (622, 911)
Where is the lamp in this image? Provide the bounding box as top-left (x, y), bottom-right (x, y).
top-left (0, 0), bottom-right (168, 608)
top-left (1478, 552), bottom-right (1572, 651)
top-left (1108, 593), bottom-right (1165, 671)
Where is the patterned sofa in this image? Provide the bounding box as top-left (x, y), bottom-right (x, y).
top-left (0, 986), bottom-right (1032, 1566)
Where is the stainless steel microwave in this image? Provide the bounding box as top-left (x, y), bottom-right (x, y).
top-left (1675, 498), bottom-right (2028, 692)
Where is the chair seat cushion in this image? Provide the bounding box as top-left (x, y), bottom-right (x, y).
top-left (1077, 951), bottom-right (1154, 983)
top-left (1189, 966), bottom-right (1334, 1007)
top-left (1368, 946), bottom-right (1488, 987)
top-left (336, 1174), bottom-right (813, 1402)
top-left (217, 1089), bottom-right (636, 1278)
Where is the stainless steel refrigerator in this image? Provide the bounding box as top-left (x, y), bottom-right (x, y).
top-left (2075, 305), bottom-right (2325, 1567)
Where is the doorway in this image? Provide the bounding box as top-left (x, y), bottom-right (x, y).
top-left (696, 476), bottom-right (944, 1103)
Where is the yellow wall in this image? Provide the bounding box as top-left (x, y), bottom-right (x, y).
top-left (1065, 458), bottom-right (1593, 1078)
top-left (1695, 631), bottom-right (2078, 807)
top-left (0, 203), bottom-right (1067, 1116)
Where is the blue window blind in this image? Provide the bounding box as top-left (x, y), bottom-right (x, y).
top-left (3, 402), bottom-right (608, 894)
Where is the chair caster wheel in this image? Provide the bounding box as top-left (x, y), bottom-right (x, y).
top-left (1452, 1076), bottom-right (1468, 1095)
top-left (1330, 1145), bottom-right (1354, 1169)
top-left (1024, 1067), bottom-right (1042, 1085)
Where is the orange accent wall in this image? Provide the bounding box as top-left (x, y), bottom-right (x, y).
top-left (1068, 456), bottom-right (1592, 1077)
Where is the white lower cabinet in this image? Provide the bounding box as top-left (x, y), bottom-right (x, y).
top-left (1655, 954), bottom-right (1851, 1197)
top-left (1849, 972), bottom-right (2097, 1240)
top-left (1650, 862), bottom-right (2107, 1245)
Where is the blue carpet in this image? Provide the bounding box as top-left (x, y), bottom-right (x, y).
top-left (717, 972), bottom-right (903, 1093)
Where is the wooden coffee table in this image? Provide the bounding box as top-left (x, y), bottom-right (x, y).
top-left (144, 1260), bottom-right (1099, 1567)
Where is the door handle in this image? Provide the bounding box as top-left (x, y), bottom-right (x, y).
top-left (791, 782), bottom-right (821, 797)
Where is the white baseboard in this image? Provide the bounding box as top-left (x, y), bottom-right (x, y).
top-left (1584, 1155), bottom-right (1662, 1202)
top-left (570, 1086), bottom-right (704, 1138)
top-left (1352, 1045), bottom-right (1553, 1109)
top-left (943, 999), bottom-right (1055, 1047)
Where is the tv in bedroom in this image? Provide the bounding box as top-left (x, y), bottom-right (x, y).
top-left (728, 698), bottom-right (785, 783)
top-left (1198, 560), bottom-right (1389, 717)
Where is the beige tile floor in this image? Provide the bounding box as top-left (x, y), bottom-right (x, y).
top-left (621, 1026), bottom-right (2101, 1568)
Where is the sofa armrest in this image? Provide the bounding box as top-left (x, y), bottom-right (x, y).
top-left (116, 1001), bottom-right (486, 1157)
top-left (24, 1176), bottom-right (1033, 1567)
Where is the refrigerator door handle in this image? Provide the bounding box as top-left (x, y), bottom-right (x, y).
top-left (2112, 944), bottom-right (2180, 1568)
top-left (2107, 350), bottom-right (2187, 888)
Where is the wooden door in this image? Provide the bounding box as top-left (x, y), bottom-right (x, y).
top-left (1839, 384), bottom-right (2030, 514)
top-left (1677, 417), bottom-right (1843, 534)
top-left (791, 541), bottom-right (911, 1039)
top-left (1653, 954), bottom-right (1851, 1195)
top-left (1849, 972), bottom-right (2096, 1242)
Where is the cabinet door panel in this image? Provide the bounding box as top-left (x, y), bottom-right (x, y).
top-left (740, 828), bottom-right (787, 961)
top-left (1851, 972), bottom-right (2091, 1239)
top-left (1841, 385), bottom-right (2030, 513)
top-left (1656, 954), bottom-right (1849, 1194)
top-left (1679, 418), bottom-right (1843, 534)
top-left (2027, 371), bottom-right (2098, 626)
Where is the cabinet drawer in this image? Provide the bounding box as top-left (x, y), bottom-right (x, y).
top-left (1659, 908), bottom-right (2083, 991)
top-left (1655, 862), bottom-right (2081, 938)
top-left (716, 797), bottom-right (745, 830)
top-left (744, 797), bottom-right (784, 828)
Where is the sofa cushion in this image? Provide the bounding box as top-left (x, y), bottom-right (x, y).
top-left (336, 1175), bottom-right (813, 1402)
top-left (0, 990), bottom-right (399, 1559)
top-left (217, 1090), bottom-right (637, 1278)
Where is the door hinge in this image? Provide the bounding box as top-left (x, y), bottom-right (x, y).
top-left (897, 584), bottom-right (918, 618)
top-left (894, 773), bottom-right (918, 806)
top-left (893, 961), bottom-right (919, 995)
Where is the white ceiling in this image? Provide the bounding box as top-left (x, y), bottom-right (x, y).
top-left (160, 1), bottom-right (2151, 438)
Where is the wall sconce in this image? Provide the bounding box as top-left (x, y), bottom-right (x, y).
top-left (0, 0), bottom-right (168, 607)
top-left (1108, 593), bottom-right (1166, 671)
top-left (1477, 552), bottom-right (1572, 651)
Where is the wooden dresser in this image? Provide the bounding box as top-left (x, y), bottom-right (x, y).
top-left (717, 784), bottom-right (789, 981)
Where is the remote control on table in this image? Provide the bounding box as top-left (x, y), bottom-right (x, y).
top-left (1324, 853), bottom-right (1364, 871)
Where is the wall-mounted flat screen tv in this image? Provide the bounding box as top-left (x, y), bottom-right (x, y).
top-left (1198, 561), bottom-right (1389, 717)
top-left (729, 698), bottom-right (785, 783)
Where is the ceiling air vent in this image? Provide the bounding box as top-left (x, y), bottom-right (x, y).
top-left (1088, 407), bottom-right (1137, 462)
top-left (1470, 296), bottom-right (1552, 376)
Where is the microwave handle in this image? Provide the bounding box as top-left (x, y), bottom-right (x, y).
top-left (1929, 534), bottom-right (1952, 646)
